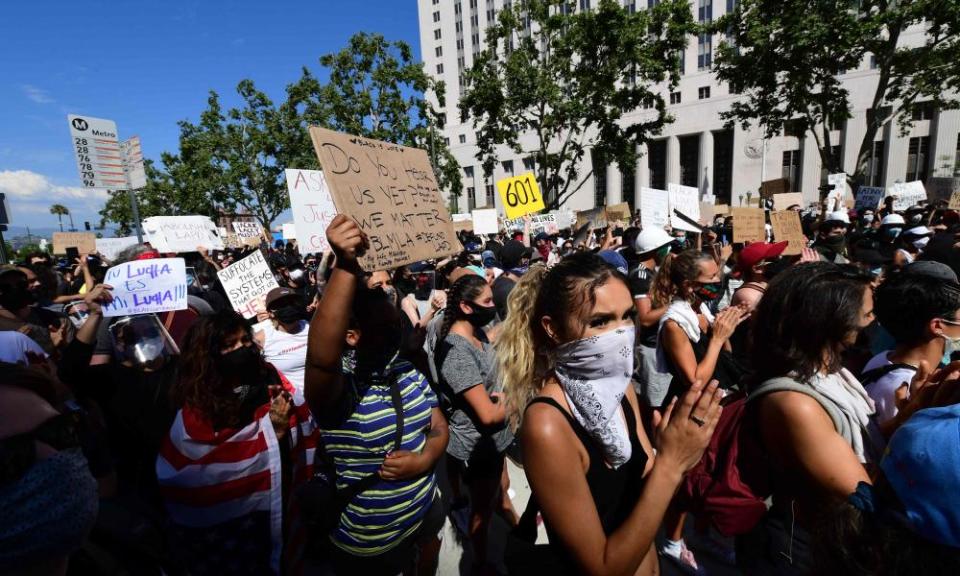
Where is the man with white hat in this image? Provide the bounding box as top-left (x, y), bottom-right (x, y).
top-left (629, 228), bottom-right (675, 410)
top-left (813, 210), bottom-right (851, 263)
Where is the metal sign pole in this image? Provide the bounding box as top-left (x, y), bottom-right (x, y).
top-left (128, 188), bottom-right (144, 243)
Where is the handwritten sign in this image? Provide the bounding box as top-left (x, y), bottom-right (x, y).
top-left (951, 189), bottom-right (960, 210)
top-left (773, 193), bottom-right (804, 212)
top-left (216, 250), bottom-right (280, 319)
top-left (53, 232), bottom-right (97, 255)
top-left (605, 202), bottom-right (631, 223)
top-left (503, 213), bottom-right (559, 235)
top-left (854, 186), bottom-right (885, 212)
top-left (668, 184), bottom-right (701, 233)
top-left (101, 258), bottom-right (188, 318)
top-left (577, 207), bottom-right (608, 230)
top-left (732, 207), bottom-right (766, 244)
top-left (309, 127), bottom-right (460, 270)
top-left (497, 173), bottom-right (545, 220)
top-left (95, 236), bottom-right (139, 261)
top-left (471, 209), bottom-right (499, 235)
top-left (889, 181), bottom-right (928, 211)
top-left (143, 216), bottom-right (224, 253)
top-left (640, 187), bottom-right (670, 230)
top-left (769, 210), bottom-right (805, 256)
top-left (233, 221), bottom-right (262, 239)
top-left (285, 168), bottom-right (338, 254)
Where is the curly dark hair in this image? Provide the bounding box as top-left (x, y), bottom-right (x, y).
top-left (750, 262), bottom-right (873, 383)
top-left (171, 311), bottom-right (274, 430)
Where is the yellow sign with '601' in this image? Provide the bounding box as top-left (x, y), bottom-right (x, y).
top-left (497, 173), bottom-right (545, 220)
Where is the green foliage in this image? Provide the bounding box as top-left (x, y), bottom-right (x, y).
top-left (460, 0), bottom-right (694, 209)
top-left (49, 204), bottom-right (69, 232)
top-left (714, 0), bottom-right (960, 189)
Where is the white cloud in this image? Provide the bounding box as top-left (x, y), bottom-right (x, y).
top-left (0, 169), bottom-right (108, 204)
top-left (21, 84), bottom-right (54, 104)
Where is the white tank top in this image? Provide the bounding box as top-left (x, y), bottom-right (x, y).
top-left (262, 320), bottom-right (310, 396)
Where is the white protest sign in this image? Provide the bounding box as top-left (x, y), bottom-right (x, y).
top-left (216, 250), bottom-right (280, 319)
top-left (95, 236), bottom-right (139, 261)
top-left (101, 258), bottom-right (188, 317)
top-left (285, 168), bottom-right (338, 254)
top-left (233, 221), bottom-right (262, 239)
top-left (668, 184), bottom-right (701, 232)
top-left (471, 209), bottom-right (499, 235)
top-left (143, 216), bottom-right (224, 253)
top-left (451, 213), bottom-right (472, 222)
top-left (640, 187), bottom-right (670, 230)
top-left (502, 213), bottom-right (559, 235)
top-left (282, 223), bottom-right (297, 240)
top-left (889, 181), bottom-right (927, 211)
top-left (120, 136), bottom-right (147, 190)
top-left (68, 115), bottom-right (128, 190)
top-left (854, 186), bottom-right (885, 212)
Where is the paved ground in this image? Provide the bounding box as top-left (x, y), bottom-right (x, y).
top-left (437, 460), bottom-right (743, 575)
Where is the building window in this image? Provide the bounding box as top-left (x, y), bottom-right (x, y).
top-left (433, 0), bottom-right (440, 4)
top-left (523, 157), bottom-right (535, 172)
top-left (697, 34), bottom-right (712, 70)
top-left (437, 113), bottom-right (446, 128)
top-left (436, 63), bottom-right (444, 74)
top-left (698, 0), bottom-right (713, 21)
top-left (464, 166), bottom-right (474, 180)
top-left (782, 149), bottom-right (802, 193)
top-left (580, 0), bottom-right (592, 11)
top-left (906, 136), bottom-right (930, 182)
top-left (648, 139), bottom-right (667, 191)
top-left (487, 8), bottom-right (496, 21)
top-left (713, 129), bottom-right (733, 204)
top-left (467, 187), bottom-right (476, 210)
top-left (911, 102), bottom-right (934, 121)
top-left (485, 182), bottom-right (495, 206)
top-left (673, 49), bottom-right (685, 75)
top-left (444, 137), bottom-right (450, 146)
top-left (869, 54), bottom-right (877, 69)
top-left (592, 151), bottom-right (607, 208)
top-left (648, 0), bottom-right (660, 7)
top-left (455, 2), bottom-right (461, 14)
top-left (626, 1), bottom-right (636, 13)
top-left (433, 11), bottom-right (440, 22)
top-left (670, 91), bottom-right (682, 105)
top-left (698, 86), bottom-right (711, 99)
top-left (502, 160), bottom-right (514, 176)
top-left (866, 140), bottom-right (884, 186)
top-left (435, 46), bottom-right (443, 57)
top-left (680, 135), bottom-right (700, 188)
top-left (726, 0), bottom-right (737, 12)
top-left (434, 29), bottom-right (442, 40)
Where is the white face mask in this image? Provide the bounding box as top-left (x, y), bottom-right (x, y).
top-left (940, 321), bottom-right (960, 365)
top-left (554, 326), bottom-right (635, 469)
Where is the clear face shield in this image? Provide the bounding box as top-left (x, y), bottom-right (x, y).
top-left (108, 314), bottom-right (180, 371)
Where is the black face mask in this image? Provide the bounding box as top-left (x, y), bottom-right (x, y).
top-left (272, 304), bottom-right (303, 325)
top-left (218, 345), bottom-right (263, 382)
top-left (396, 277), bottom-right (416, 296)
top-left (0, 285), bottom-right (34, 311)
top-left (466, 302), bottom-right (497, 327)
top-left (820, 235), bottom-right (846, 251)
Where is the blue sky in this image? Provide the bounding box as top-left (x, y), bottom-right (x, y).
top-left (0, 0), bottom-right (422, 233)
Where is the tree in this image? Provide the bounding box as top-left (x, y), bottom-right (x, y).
top-left (713, 0), bottom-right (960, 195)
top-left (460, 0), bottom-right (693, 209)
top-left (49, 204), bottom-right (69, 232)
top-left (289, 32), bottom-right (462, 201)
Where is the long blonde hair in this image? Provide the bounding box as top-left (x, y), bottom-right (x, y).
top-left (497, 253), bottom-right (625, 430)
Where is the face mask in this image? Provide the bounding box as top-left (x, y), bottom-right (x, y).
top-left (940, 322), bottom-right (960, 365)
top-left (396, 276), bottom-right (416, 295)
top-left (219, 345), bottom-right (262, 381)
top-left (884, 227), bottom-right (903, 239)
top-left (655, 245), bottom-right (671, 264)
top-left (382, 286), bottom-right (398, 306)
top-left (554, 326), bottom-right (636, 469)
top-left (821, 235), bottom-right (846, 251)
top-left (695, 281), bottom-right (723, 302)
top-left (272, 304), bottom-right (303, 325)
top-left (862, 215), bottom-right (874, 224)
top-left (912, 237), bottom-right (930, 251)
top-left (466, 302), bottom-right (497, 327)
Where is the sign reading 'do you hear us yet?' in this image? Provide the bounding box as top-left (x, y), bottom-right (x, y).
top-left (731, 207), bottom-right (766, 244)
top-left (497, 172), bottom-right (546, 220)
top-left (101, 258), bottom-right (188, 318)
top-left (216, 250), bottom-right (280, 319)
top-left (53, 232), bottom-right (97, 255)
top-left (769, 210), bottom-right (805, 256)
top-left (308, 127), bottom-right (461, 270)
top-left (285, 168), bottom-right (338, 254)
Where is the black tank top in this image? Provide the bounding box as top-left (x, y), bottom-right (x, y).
top-left (525, 396), bottom-right (648, 563)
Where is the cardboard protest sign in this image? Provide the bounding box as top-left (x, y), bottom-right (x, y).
top-left (143, 216), bottom-right (224, 253)
top-left (668, 184), bottom-right (701, 233)
top-left (308, 127), bottom-right (460, 270)
top-left (700, 203), bottom-right (716, 225)
top-left (773, 193), bottom-right (804, 212)
top-left (889, 181), bottom-right (928, 211)
top-left (216, 250), bottom-right (280, 319)
top-left (101, 258), bottom-right (188, 318)
top-left (497, 173), bottom-right (545, 220)
top-left (605, 202), bottom-right (631, 223)
top-left (95, 236), bottom-right (139, 261)
top-left (576, 207), bottom-right (608, 230)
top-left (731, 207), bottom-right (766, 244)
top-left (53, 232), bottom-right (97, 255)
top-left (453, 220), bottom-right (474, 233)
top-left (285, 168), bottom-right (338, 254)
top-left (854, 186), bottom-right (885, 212)
top-left (233, 221), bottom-right (262, 239)
top-left (712, 204), bottom-right (730, 216)
top-left (927, 177), bottom-right (960, 204)
top-left (951, 189), bottom-right (960, 211)
top-left (769, 210), bottom-right (805, 256)
top-left (471, 209), bottom-right (499, 235)
top-left (760, 178), bottom-right (789, 198)
top-left (502, 214), bottom-right (559, 235)
top-left (640, 187), bottom-right (669, 230)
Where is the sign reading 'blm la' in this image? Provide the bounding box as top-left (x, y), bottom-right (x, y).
top-left (308, 127), bottom-right (461, 271)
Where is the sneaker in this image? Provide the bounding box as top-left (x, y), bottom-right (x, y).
top-left (659, 540), bottom-right (705, 576)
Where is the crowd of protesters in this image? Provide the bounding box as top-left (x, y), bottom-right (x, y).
top-left (4, 195), bottom-right (960, 576)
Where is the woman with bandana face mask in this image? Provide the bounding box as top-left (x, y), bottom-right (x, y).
top-left (496, 253), bottom-right (722, 576)
top-left (651, 249), bottom-right (748, 571)
top-left (435, 273), bottom-right (515, 575)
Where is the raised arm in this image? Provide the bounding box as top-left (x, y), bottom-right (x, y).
top-left (304, 215), bottom-right (368, 418)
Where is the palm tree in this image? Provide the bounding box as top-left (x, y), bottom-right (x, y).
top-left (50, 204), bottom-right (69, 232)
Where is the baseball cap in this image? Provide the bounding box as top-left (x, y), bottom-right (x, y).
top-left (597, 250), bottom-right (629, 275)
top-left (881, 214), bottom-right (906, 227)
top-left (901, 225), bottom-right (933, 239)
top-left (634, 228), bottom-right (674, 254)
top-left (825, 211), bottom-right (851, 225)
top-left (265, 287), bottom-right (297, 310)
top-left (902, 261), bottom-right (959, 284)
top-left (481, 250), bottom-right (499, 269)
top-left (499, 239), bottom-right (532, 270)
top-left (736, 241), bottom-right (789, 273)
top-left (881, 404), bottom-right (960, 548)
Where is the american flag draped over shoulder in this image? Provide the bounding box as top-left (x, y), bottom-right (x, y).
top-left (156, 370), bottom-right (317, 576)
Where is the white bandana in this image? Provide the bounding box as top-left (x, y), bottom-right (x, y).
top-left (555, 326), bottom-right (636, 469)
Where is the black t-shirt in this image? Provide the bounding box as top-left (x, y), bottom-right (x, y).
top-left (628, 264), bottom-right (659, 348)
top-left (492, 274), bottom-right (516, 321)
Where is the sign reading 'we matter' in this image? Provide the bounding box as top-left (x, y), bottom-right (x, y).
top-left (308, 127), bottom-right (461, 271)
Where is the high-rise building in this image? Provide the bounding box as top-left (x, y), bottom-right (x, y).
top-left (417, 0), bottom-right (960, 214)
